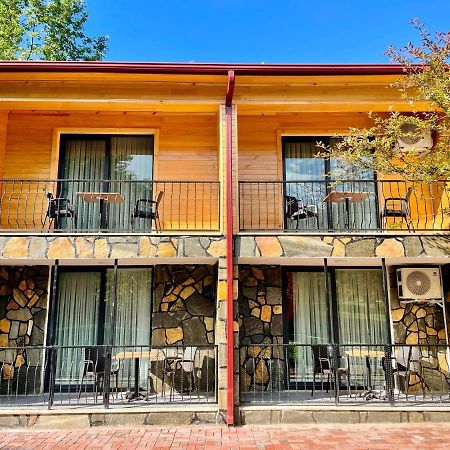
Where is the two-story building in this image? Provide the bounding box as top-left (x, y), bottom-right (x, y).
top-left (0, 62), bottom-right (449, 427)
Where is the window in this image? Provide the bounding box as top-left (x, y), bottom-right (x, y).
top-left (286, 268), bottom-right (388, 384)
top-left (282, 137), bottom-right (377, 230)
top-left (58, 135), bottom-right (154, 230)
top-left (53, 267), bottom-right (153, 383)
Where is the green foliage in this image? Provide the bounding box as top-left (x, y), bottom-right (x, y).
top-left (0, 0), bottom-right (108, 60)
top-left (321, 20), bottom-right (450, 182)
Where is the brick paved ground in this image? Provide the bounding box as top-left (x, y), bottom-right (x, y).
top-left (0, 423), bottom-right (449, 449)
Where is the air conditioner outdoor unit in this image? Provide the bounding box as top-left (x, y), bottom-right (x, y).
top-left (397, 268), bottom-right (443, 301)
top-left (397, 123), bottom-right (433, 154)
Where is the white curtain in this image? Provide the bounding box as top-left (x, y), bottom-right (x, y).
top-left (54, 271), bottom-right (101, 382)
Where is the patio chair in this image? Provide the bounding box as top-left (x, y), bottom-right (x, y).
top-left (311, 344), bottom-right (350, 398)
top-left (78, 347), bottom-right (120, 401)
top-left (42, 190), bottom-right (76, 230)
top-left (285, 195), bottom-right (319, 229)
top-left (131, 190), bottom-right (164, 230)
top-left (380, 187), bottom-right (414, 231)
top-left (162, 346), bottom-right (199, 401)
top-left (392, 346), bottom-right (423, 397)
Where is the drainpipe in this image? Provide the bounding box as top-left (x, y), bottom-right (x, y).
top-left (225, 69), bottom-right (235, 426)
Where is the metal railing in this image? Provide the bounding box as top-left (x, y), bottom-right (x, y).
top-left (0, 344), bottom-right (217, 408)
top-left (0, 179), bottom-right (220, 233)
top-left (240, 343), bottom-right (450, 406)
top-left (239, 180), bottom-right (450, 232)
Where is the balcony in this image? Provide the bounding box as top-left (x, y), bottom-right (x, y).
top-left (239, 180), bottom-right (450, 233)
top-left (0, 180), bottom-right (220, 233)
top-left (240, 343), bottom-right (450, 406)
top-left (0, 344), bottom-right (217, 408)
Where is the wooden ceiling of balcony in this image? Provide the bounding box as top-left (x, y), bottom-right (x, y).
top-left (0, 72), bottom-right (434, 113)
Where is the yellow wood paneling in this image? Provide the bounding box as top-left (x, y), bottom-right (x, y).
top-left (0, 111), bottom-right (8, 178)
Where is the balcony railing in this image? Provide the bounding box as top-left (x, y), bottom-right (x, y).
top-left (0, 179), bottom-right (220, 233)
top-left (0, 344), bottom-right (217, 408)
top-left (239, 180), bottom-right (450, 232)
top-left (240, 343), bottom-right (450, 406)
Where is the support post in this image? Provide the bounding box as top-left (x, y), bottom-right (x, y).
top-left (225, 70), bottom-right (235, 426)
top-left (103, 259), bottom-right (118, 408)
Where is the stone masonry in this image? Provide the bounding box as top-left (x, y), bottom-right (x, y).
top-left (238, 266), bottom-right (284, 393)
top-left (236, 235), bottom-right (450, 259)
top-left (0, 235), bottom-right (226, 260)
top-left (0, 266), bottom-right (49, 392)
top-left (389, 266), bottom-right (450, 393)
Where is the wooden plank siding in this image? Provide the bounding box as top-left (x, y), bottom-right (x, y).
top-left (0, 112), bottom-right (8, 178)
top-left (2, 110), bottom-right (220, 231)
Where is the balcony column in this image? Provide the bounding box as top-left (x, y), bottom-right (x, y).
top-left (216, 101), bottom-right (238, 422)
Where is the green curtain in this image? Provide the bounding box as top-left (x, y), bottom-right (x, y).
top-left (109, 136), bottom-right (154, 231)
top-left (284, 141), bottom-right (327, 230)
top-left (290, 271), bottom-right (330, 381)
top-left (60, 136), bottom-right (154, 231)
top-left (105, 267), bottom-right (153, 384)
top-left (54, 271), bottom-right (102, 382)
top-left (283, 138), bottom-right (377, 231)
top-left (335, 269), bottom-right (387, 345)
top-left (60, 139), bottom-right (105, 230)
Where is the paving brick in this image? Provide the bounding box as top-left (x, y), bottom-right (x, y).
top-left (1, 423), bottom-right (450, 448)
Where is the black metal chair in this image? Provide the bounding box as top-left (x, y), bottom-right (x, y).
top-left (380, 187), bottom-right (414, 230)
top-left (285, 195), bottom-right (319, 229)
top-left (42, 190), bottom-right (76, 230)
top-left (78, 347), bottom-right (120, 401)
top-left (162, 346), bottom-right (199, 401)
top-left (132, 190), bottom-right (164, 230)
top-left (311, 344), bottom-right (350, 397)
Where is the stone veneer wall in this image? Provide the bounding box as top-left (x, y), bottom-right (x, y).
top-left (389, 266), bottom-right (450, 392)
top-left (150, 265), bottom-right (217, 394)
top-left (0, 266), bottom-right (49, 390)
top-left (151, 265), bottom-right (216, 346)
top-left (0, 235), bottom-right (225, 260)
top-left (236, 235), bottom-right (450, 259)
top-left (238, 266), bottom-right (284, 392)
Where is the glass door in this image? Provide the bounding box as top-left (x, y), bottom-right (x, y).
top-left (287, 271), bottom-right (331, 382)
top-left (283, 138), bottom-right (328, 230)
top-left (53, 268), bottom-right (153, 387)
top-left (58, 135), bottom-right (154, 231)
top-left (54, 271), bottom-right (102, 383)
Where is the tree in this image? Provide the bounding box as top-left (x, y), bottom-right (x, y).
top-left (0, 0), bottom-right (108, 61)
top-left (321, 20), bottom-right (450, 182)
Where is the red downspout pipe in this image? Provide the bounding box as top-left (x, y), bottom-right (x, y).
top-left (225, 69), bottom-right (235, 426)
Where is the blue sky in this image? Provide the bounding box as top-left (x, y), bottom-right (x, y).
top-left (86, 1), bottom-right (450, 63)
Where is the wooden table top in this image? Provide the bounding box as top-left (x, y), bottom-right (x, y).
top-left (114, 349), bottom-right (181, 360)
top-left (323, 191), bottom-right (372, 204)
top-left (114, 350), bottom-right (161, 360)
top-left (76, 192), bottom-right (125, 204)
top-left (344, 349), bottom-right (385, 358)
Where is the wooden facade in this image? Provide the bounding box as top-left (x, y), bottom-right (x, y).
top-left (0, 68), bottom-right (447, 233)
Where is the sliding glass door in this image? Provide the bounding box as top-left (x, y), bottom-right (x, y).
top-left (287, 271), bottom-right (330, 381)
top-left (54, 271), bottom-right (102, 383)
top-left (58, 135), bottom-right (154, 231)
top-left (287, 268), bottom-right (388, 384)
top-left (283, 137), bottom-right (377, 230)
top-left (53, 268), bottom-right (153, 384)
